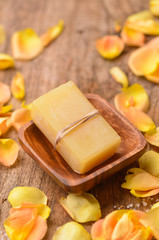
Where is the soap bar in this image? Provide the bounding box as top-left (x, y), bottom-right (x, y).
top-left (31, 81), bottom-right (121, 174)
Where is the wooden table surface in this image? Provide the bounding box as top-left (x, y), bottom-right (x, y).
top-left (0, 0), bottom-right (159, 239)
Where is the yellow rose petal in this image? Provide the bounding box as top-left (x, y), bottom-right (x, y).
top-left (114, 83), bottom-right (149, 114)
top-left (11, 28), bottom-right (44, 60)
top-left (52, 222), bottom-right (91, 240)
top-left (60, 193), bottom-right (101, 223)
top-left (0, 117), bottom-right (11, 136)
top-left (145, 66), bottom-right (159, 84)
top-left (96, 35), bottom-right (125, 59)
top-left (8, 187), bottom-right (47, 207)
top-left (22, 101), bottom-right (32, 111)
top-left (150, 0), bottom-right (159, 17)
top-left (145, 127), bottom-right (159, 147)
top-left (0, 104), bottom-right (12, 113)
top-left (11, 108), bottom-right (31, 131)
top-left (151, 202), bottom-right (159, 209)
top-left (11, 72), bottom-right (25, 99)
top-left (0, 139), bottom-right (19, 166)
top-left (0, 82), bottom-right (11, 105)
top-left (121, 25), bottom-right (145, 47)
top-left (0, 25), bottom-right (6, 45)
top-left (0, 53), bottom-right (14, 70)
top-left (110, 66), bottom-right (129, 89)
top-left (41, 20), bottom-right (64, 47)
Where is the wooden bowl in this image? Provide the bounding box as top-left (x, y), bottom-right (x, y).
top-left (19, 94), bottom-right (147, 193)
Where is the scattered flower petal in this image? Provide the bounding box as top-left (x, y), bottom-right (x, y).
top-left (0, 53), bottom-right (14, 70)
top-left (121, 25), bottom-right (145, 47)
top-left (0, 25), bottom-right (6, 45)
top-left (145, 66), bottom-right (159, 84)
top-left (128, 46), bottom-right (159, 76)
top-left (0, 82), bottom-right (11, 105)
top-left (22, 101), bottom-right (32, 111)
top-left (150, 0), bottom-right (159, 17)
top-left (11, 28), bottom-right (44, 60)
top-left (126, 10), bottom-right (159, 35)
top-left (52, 222), bottom-right (91, 240)
top-left (0, 117), bottom-right (11, 136)
top-left (123, 107), bottom-right (155, 132)
top-left (139, 151), bottom-right (159, 178)
top-left (151, 202), bottom-right (159, 209)
top-left (96, 35), bottom-right (125, 59)
top-left (0, 104), bottom-right (12, 113)
top-left (114, 83), bottom-right (149, 114)
top-left (145, 127), bottom-right (159, 147)
top-left (60, 193), bottom-right (101, 223)
top-left (11, 108), bottom-right (31, 131)
top-left (0, 139), bottom-right (19, 166)
top-left (121, 168), bottom-right (159, 197)
top-left (26, 216), bottom-right (47, 240)
top-left (41, 20), bottom-right (64, 47)
top-left (11, 72), bottom-right (25, 99)
top-left (110, 66), bottom-right (129, 89)
top-left (8, 187), bottom-right (47, 207)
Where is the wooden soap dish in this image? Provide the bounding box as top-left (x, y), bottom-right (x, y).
top-left (19, 94), bottom-right (147, 193)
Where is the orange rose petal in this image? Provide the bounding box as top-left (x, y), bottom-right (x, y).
top-left (128, 46), bottom-right (159, 76)
top-left (0, 25), bottom-right (6, 45)
top-left (121, 25), bottom-right (145, 47)
top-left (126, 10), bottom-right (159, 35)
top-left (96, 35), bottom-right (125, 59)
top-left (150, 0), bottom-right (159, 17)
top-left (11, 28), bottom-right (44, 60)
top-left (0, 82), bottom-right (11, 105)
top-left (145, 127), bottom-right (159, 147)
top-left (11, 108), bottom-right (31, 131)
top-left (91, 219), bottom-right (104, 240)
top-left (114, 83), bottom-right (149, 114)
top-left (110, 67), bottom-right (129, 89)
top-left (11, 72), bottom-right (25, 99)
top-left (41, 20), bottom-right (64, 47)
top-left (0, 139), bottom-right (19, 166)
top-left (123, 107), bottom-right (155, 132)
top-left (0, 53), bottom-right (14, 70)
top-left (0, 117), bottom-right (11, 136)
top-left (26, 216), bottom-right (47, 240)
top-left (145, 66), bottom-right (159, 84)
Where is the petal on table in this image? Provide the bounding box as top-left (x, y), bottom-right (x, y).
top-left (60, 192), bottom-right (101, 223)
top-left (125, 10), bottom-right (159, 35)
top-left (147, 36), bottom-right (159, 47)
top-left (96, 35), bottom-right (125, 59)
top-left (26, 216), bottom-right (47, 240)
top-left (52, 222), bottom-right (91, 240)
top-left (4, 205), bottom-right (37, 240)
top-left (145, 66), bottom-right (159, 84)
top-left (150, 0), bottom-right (159, 17)
top-left (0, 104), bottom-right (12, 113)
top-left (145, 127), bottom-right (159, 147)
top-left (0, 25), bottom-right (6, 45)
top-left (11, 28), bottom-right (44, 60)
top-left (128, 46), bottom-right (159, 76)
top-left (0, 117), bottom-right (11, 136)
top-left (41, 20), bottom-right (64, 47)
top-left (19, 203), bottom-right (50, 220)
top-left (123, 107), bottom-right (155, 132)
top-left (11, 72), bottom-right (25, 99)
top-left (151, 202), bottom-right (159, 209)
top-left (130, 188), bottom-right (159, 197)
top-left (91, 219), bottom-right (105, 240)
top-left (11, 108), bottom-right (31, 131)
top-left (8, 187), bottom-right (47, 207)
top-left (22, 101), bottom-right (32, 110)
top-left (114, 83), bottom-right (149, 113)
top-left (110, 67), bottom-right (129, 89)
top-left (0, 82), bottom-right (11, 105)
top-left (0, 53), bottom-right (14, 70)
top-left (139, 151), bottom-right (159, 178)
top-left (0, 139), bottom-right (19, 166)
top-left (121, 25), bottom-right (145, 47)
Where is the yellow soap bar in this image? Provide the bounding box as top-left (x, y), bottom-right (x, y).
top-left (31, 81), bottom-right (121, 174)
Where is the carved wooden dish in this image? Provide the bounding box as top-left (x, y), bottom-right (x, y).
top-left (19, 94), bottom-right (147, 193)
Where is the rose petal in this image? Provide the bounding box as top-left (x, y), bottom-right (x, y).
top-left (52, 222), bottom-right (91, 240)
top-left (22, 101), bottom-right (32, 110)
top-left (145, 66), bottom-right (159, 84)
top-left (11, 108), bottom-right (31, 131)
top-left (8, 187), bottom-right (47, 207)
top-left (11, 28), bottom-right (44, 60)
top-left (19, 203), bottom-right (50, 220)
top-left (0, 53), bottom-right (14, 70)
top-left (26, 216), bottom-right (47, 240)
top-left (110, 67), bottom-right (129, 89)
top-left (126, 10), bottom-right (159, 35)
top-left (0, 139), bottom-right (19, 166)
top-left (0, 117), bottom-right (11, 136)
top-left (150, 0), bottom-right (159, 17)
top-left (145, 127), bottom-right (159, 147)
top-left (121, 25), bottom-right (145, 47)
top-left (122, 168), bottom-right (159, 197)
top-left (151, 202), bottom-right (159, 209)
top-left (60, 193), bottom-right (101, 223)
top-left (128, 46), bottom-right (159, 76)
top-left (0, 25), bottom-right (6, 45)
top-left (123, 107), bottom-right (155, 132)
top-left (11, 72), bottom-right (25, 99)
top-left (0, 82), bottom-right (11, 105)
top-left (131, 188), bottom-right (159, 197)
top-left (0, 104), bottom-right (12, 113)
top-left (96, 35), bottom-right (125, 59)
top-left (91, 219), bottom-right (104, 240)
top-left (41, 20), bottom-right (64, 47)
top-left (114, 83), bottom-right (149, 113)
top-left (139, 151), bottom-right (159, 178)
top-left (147, 36), bottom-right (159, 47)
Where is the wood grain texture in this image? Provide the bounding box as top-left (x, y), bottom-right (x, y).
top-left (0, 0), bottom-right (159, 239)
